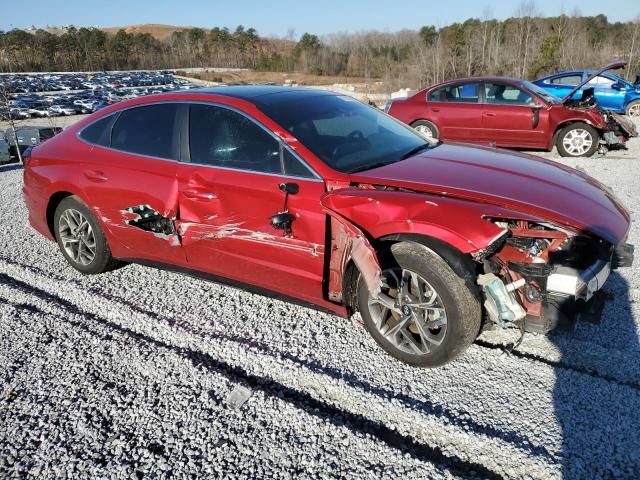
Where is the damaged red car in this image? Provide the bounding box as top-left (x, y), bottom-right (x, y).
top-left (24, 86), bottom-right (634, 367)
top-left (386, 62), bottom-right (637, 157)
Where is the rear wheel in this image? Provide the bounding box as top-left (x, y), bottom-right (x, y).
top-left (556, 123), bottom-right (599, 157)
top-left (625, 100), bottom-right (640, 117)
top-left (53, 196), bottom-right (121, 274)
top-left (357, 242), bottom-right (480, 367)
top-left (411, 120), bottom-right (439, 141)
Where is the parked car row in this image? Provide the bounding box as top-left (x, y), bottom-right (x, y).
top-left (0, 70), bottom-right (180, 94)
top-left (1, 72), bottom-right (199, 120)
top-left (386, 62), bottom-right (639, 158)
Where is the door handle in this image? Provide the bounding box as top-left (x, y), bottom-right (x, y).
top-left (182, 189), bottom-right (218, 201)
top-left (432, 108), bottom-right (440, 112)
top-left (484, 112), bottom-right (496, 117)
top-left (83, 170), bottom-right (108, 182)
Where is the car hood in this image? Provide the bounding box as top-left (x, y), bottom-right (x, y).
top-left (561, 60), bottom-right (627, 103)
top-left (348, 143), bottom-right (630, 245)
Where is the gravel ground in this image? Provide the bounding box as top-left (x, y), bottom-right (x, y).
top-left (1, 124), bottom-right (640, 479)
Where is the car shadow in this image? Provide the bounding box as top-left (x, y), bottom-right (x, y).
top-left (549, 271), bottom-right (640, 478)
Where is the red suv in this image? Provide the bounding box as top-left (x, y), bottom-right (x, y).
top-left (23, 87), bottom-right (634, 367)
top-left (386, 63), bottom-right (636, 157)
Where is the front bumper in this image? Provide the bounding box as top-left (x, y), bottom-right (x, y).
top-left (546, 242), bottom-right (634, 301)
top-left (546, 259), bottom-right (611, 302)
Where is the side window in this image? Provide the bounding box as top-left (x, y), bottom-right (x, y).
top-left (586, 75), bottom-right (615, 86)
top-left (549, 75), bottom-right (582, 86)
top-left (428, 82), bottom-right (479, 103)
top-left (79, 113), bottom-right (115, 147)
top-left (189, 104), bottom-right (281, 174)
top-left (282, 148), bottom-right (315, 178)
top-left (484, 83), bottom-right (534, 106)
top-left (111, 104), bottom-right (178, 160)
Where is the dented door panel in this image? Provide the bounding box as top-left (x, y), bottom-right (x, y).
top-left (80, 147), bottom-right (187, 265)
top-left (176, 164), bottom-right (328, 302)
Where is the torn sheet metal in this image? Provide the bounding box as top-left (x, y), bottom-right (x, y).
top-left (324, 211), bottom-right (382, 303)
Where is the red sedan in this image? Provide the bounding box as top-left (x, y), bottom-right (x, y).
top-left (386, 70), bottom-right (636, 157)
top-left (24, 87), bottom-right (634, 367)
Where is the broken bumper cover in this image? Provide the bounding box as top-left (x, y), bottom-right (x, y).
top-left (546, 259), bottom-right (611, 302)
top-left (546, 242), bottom-right (634, 302)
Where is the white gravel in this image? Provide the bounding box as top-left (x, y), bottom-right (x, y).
top-left (1, 124), bottom-right (640, 479)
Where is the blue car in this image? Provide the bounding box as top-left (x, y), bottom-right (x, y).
top-left (534, 61), bottom-right (640, 116)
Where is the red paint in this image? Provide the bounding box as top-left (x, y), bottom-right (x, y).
top-left (23, 90), bottom-right (631, 316)
top-left (388, 76), bottom-right (610, 151)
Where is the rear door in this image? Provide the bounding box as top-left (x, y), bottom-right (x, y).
top-left (425, 81), bottom-right (484, 142)
top-left (481, 81), bottom-right (548, 148)
top-left (176, 103), bottom-right (327, 302)
top-left (78, 103), bottom-right (187, 265)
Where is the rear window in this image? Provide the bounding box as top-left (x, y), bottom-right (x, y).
top-left (428, 82), bottom-right (479, 103)
top-left (79, 114), bottom-right (115, 147)
top-left (111, 104), bottom-right (178, 160)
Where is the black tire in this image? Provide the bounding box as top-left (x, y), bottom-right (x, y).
top-left (410, 120), bottom-right (439, 140)
top-left (625, 100), bottom-right (640, 117)
top-left (357, 241), bottom-right (481, 367)
top-left (53, 196), bottom-right (121, 274)
top-left (555, 123), bottom-right (599, 157)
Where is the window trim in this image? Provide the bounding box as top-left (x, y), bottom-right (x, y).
top-left (185, 101), bottom-right (322, 181)
top-left (426, 81), bottom-right (482, 104)
top-left (77, 100), bottom-right (322, 181)
top-left (481, 81), bottom-right (536, 107)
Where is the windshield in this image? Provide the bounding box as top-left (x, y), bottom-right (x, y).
top-left (261, 95), bottom-right (432, 173)
top-left (522, 81), bottom-right (562, 104)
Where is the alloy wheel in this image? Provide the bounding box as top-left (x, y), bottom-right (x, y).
top-left (628, 103), bottom-right (640, 117)
top-left (58, 208), bottom-right (96, 265)
top-left (414, 124), bottom-right (435, 139)
top-left (562, 128), bottom-right (593, 156)
top-left (367, 268), bottom-right (447, 356)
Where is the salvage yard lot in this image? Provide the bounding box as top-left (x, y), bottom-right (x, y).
top-left (1, 132), bottom-right (639, 478)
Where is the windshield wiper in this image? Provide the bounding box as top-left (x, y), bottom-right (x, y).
top-left (400, 143), bottom-right (431, 160)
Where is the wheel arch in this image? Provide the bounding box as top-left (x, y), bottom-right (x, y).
top-left (552, 119), bottom-right (599, 144)
top-left (342, 232), bottom-right (480, 313)
top-left (46, 191), bottom-right (75, 238)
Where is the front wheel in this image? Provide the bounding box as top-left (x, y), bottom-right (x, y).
top-left (625, 100), bottom-right (640, 117)
top-left (555, 123), bottom-right (599, 157)
top-left (357, 242), bottom-right (481, 367)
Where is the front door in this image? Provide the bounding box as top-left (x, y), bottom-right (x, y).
top-left (481, 82), bottom-right (548, 148)
top-left (176, 103), bottom-right (327, 303)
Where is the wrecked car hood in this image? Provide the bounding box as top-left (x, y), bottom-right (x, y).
top-left (561, 61), bottom-right (627, 103)
top-left (348, 143), bottom-right (630, 245)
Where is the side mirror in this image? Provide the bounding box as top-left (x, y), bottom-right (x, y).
top-left (612, 82), bottom-right (625, 91)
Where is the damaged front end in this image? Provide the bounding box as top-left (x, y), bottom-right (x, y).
top-left (475, 219), bottom-right (634, 333)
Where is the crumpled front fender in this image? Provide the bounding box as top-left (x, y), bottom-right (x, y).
top-left (320, 187), bottom-right (507, 254)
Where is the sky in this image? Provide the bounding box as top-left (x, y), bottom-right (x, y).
top-left (2, 0), bottom-right (639, 37)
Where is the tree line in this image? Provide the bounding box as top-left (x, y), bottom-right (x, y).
top-left (1, 4), bottom-right (639, 90)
